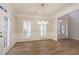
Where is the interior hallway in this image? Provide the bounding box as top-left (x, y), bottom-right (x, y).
top-left (7, 39), bottom-right (79, 55)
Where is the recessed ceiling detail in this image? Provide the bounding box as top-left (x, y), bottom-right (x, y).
top-left (10, 3), bottom-right (74, 17)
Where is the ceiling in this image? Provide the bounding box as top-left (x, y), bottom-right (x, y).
top-left (10, 3), bottom-right (75, 17)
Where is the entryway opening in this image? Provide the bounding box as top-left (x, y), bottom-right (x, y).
top-left (57, 10), bottom-right (79, 40)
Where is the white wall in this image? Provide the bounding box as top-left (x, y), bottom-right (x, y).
top-left (15, 16), bottom-right (57, 42)
top-left (51, 16), bottom-right (58, 41)
top-left (68, 11), bottom-right (79, 40)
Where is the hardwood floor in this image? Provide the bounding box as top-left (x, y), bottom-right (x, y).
top-left (6, 39), bottom-right (79, 55)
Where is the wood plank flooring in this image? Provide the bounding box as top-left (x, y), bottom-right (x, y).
top-left (6, 39), bottom-right (79, 55)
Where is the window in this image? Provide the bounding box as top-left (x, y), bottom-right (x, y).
top-left (38, 21), bottom-right (48, 37)
top-left (23, 21), bottom-right (31, 39)
top-left (4, 16), bottom-right (10, 48)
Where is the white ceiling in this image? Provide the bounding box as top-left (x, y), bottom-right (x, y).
top-left (10, 3), bottom-right (75, 17)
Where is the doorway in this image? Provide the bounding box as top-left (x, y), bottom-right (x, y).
top-left (57, 18), bottom-right (68, 40)
top-left (0, 8), bottom-right (4, 54)
top-left (4, 16), bottom-right (10, 48)
top-left (0, 9), bottom-right (10, 54)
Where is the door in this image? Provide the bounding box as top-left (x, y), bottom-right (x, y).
top-left (58, 20), bottom-right (68, 39)
top-left (4, 16), bottom-right (10, 48)
top-left (0, 8), bottom-right (4, 55)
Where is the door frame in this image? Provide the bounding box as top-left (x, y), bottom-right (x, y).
top-left (57, 19), bottom-right (68, 40)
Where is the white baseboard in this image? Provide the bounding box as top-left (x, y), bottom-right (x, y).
top-left (4, 42), bottom-right (16, 55)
